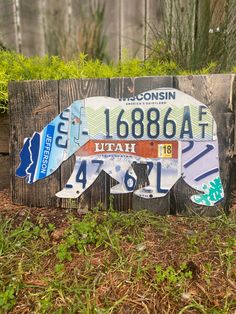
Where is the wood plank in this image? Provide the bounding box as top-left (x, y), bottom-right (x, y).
top-left (71, 0), bottom-right (110, 61)
top-left (110, 76), bottom-right (173, 213)
top-left (145, 0), bottom-right (164, 58)
top-left (172, 74), bottom-right (235, 216)
top-left (59, 78), bottom-right (109, 209)
top-left (163, 0), bottom-right (197, 68)
top-left (210, 0), bottom-right (225, 29)
top-left (8, 80), bottom-right (60, 207)
top-left (70, 0), bottom-right (85, 57)
top-left (43, 0), bottom-right (71, 57)
top-left (194, 0), bottom-right (211, 68)
top-left (103, 0), bottom-right (120, 61)
top-left (120, 0), bottom-right (146, 59)
top-left (0, 154), bottom-right (10, 190)
top-left (235, 75), bottom-right (236, 155)
top-left (0, 0), bottom-right (16, 50)
top-left (7, 75), bottom-right (235, 215)
top-left (19, 0), bottom-right (45, 56)
top-left (0, 113), bottom-right (9, 153)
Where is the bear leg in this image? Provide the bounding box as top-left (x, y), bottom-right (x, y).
top-left (181, 141), bottom-right (224, 206)
top-left (56, 156), bottom-right (104, 198)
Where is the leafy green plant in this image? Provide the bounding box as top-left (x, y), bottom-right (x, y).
top-left (155, 263), bottom-right (192, 287)
top-left (55, 209), bottom-right (153, 262)
top-left (186, 233), bottom-right (200, 254)
top-left (0, 284), bottom-right (16, 311)
top-left (0, 48), bottom-right (219, 113)
top-left (54, 263), bottom-right (65, 275)
top-left (57, 242), bottom-right (73, 262)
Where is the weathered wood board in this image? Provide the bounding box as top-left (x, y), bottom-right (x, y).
top-left (8, 75), bottom-right (235, 215)
top-left (0, 0), bottom-right (230, 63)
top-left (120, 0), bottom-right (146, 59)
top-left (103, 0), bottom-right (120, 61)
top-left (43, 0), bottom-right (72, 57)
top-left (59, 79), bottom-right (109, 209)
top-left (19, 0), bottom-right (45, 56)
top-left (171, 74), bottom-right (235, 216)
top-left (0, 155), bottom-right (10, 190)
top-left (0, 113), bottom-right (10, 190)
top-left (145, 0), bottom-right (164, 58)
top-left (9, 80), bottom-right (60, 207)
top-left (0, 113), bottom-right (9, 154)
top-left (0, 0), bottom-right (16, 50)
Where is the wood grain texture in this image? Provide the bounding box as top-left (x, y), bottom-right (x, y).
top-left (8, 75), bottom-right (235, 214)
top-left (110, 76), bottom-right (173, 213)
top-left (172, 74), bottom-right (235, 216)
top-left (8, 80), bottom-right (60, 207)
top-left (70, 0), bottom-right (88, 57)
top-left (59, 78), bottom-right (109, 209)
top-left (43, 0), bottom-right (70, 57)
top-left (0, 113), bottom-right (9, 153)
top-left (19, 0), bottom-right (45, 56)
top-left (120, 0), bottom-right (146, 59)
top-left (0, 0), bottom-right (230, 61)
top-left (146, 0), bottom-right (164, 58)
top-left (234, 81), bottom-right (236, 154)
top-left (103, 0), bottom-right (120, 61)
top-left (0, 0), bottom-right (16, 50)
top-left (0, 154), bottom-right (10, 190)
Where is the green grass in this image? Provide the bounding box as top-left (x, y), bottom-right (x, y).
top-left (0, 207), bottom-right (235, 313)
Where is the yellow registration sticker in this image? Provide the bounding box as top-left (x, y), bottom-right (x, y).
top-left (158, 144), bottom-right (173, 158)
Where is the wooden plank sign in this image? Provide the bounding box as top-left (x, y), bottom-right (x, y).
top-left (9, 80), bottom-right (60, 207)
top-left (16, 88), bottom-right (224, 208)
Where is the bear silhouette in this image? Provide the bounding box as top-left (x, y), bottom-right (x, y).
top-left (16, 88), bottom-right (224, 206)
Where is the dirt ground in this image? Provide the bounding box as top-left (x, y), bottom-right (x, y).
top-left (0, 189), bottom-right (76, 228)
top-left (1, 189), bottom-right (236, 225)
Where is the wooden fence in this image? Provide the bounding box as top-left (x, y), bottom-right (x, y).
top-left (0, 0), bottom-right (225, 60)
top-left (8, 74), bottom-right (235, 216)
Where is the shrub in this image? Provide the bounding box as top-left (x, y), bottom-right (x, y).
top-left (0, 49), bottom-right (218, 113)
